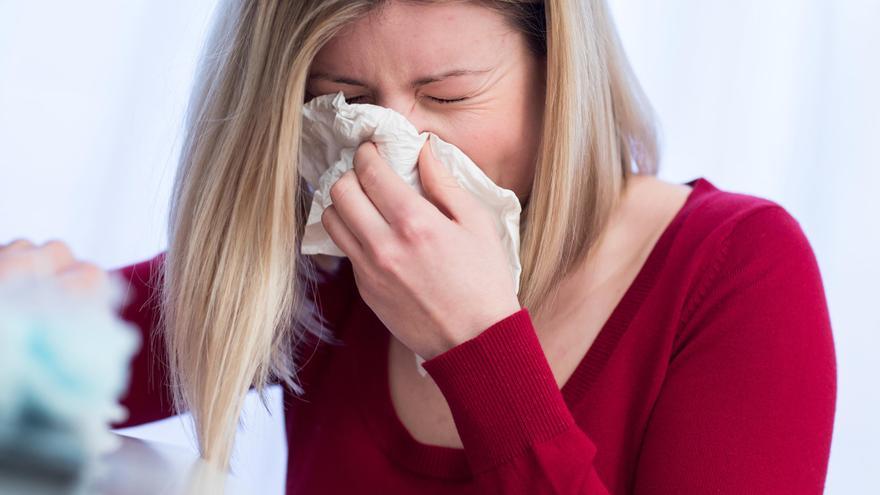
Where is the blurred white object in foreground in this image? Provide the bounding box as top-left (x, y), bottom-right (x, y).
top-left (0, 270), bottom-right (140, 491)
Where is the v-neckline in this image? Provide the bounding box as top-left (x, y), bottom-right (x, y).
top-left (348, 177), bottom-right (709, 479)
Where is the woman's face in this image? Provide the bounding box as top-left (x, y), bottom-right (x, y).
top-left (306, 0), bottom-right (546, 203)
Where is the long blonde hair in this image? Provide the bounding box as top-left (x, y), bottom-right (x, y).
top-left (160, 0), bottom-right (658, 469)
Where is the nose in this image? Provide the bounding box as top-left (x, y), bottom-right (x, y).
top-left (375, 94), bottom-right (428, 133)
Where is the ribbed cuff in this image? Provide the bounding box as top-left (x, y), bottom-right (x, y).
top-left (421, 308), bottom-right (577, 473)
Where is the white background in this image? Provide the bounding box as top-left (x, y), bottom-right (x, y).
top-left (1, 1), bottom-right (877, 493)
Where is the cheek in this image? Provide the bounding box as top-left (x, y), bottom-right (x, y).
top-left (434, 114), bottom-right (537, 197)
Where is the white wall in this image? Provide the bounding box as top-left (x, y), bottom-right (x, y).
top-left (607, 2), bottom-right (880, 492)
top-left (1, 1), bottom-right (877, 493)
top-left (0, 2), bottom-right (287, 493)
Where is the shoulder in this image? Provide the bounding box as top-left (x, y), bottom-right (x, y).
top-left (681, 178), bottom-right (814, 260)
top-left (664, 183), bottom-right (834, 397)
top-left (626, 175), bottom-right (811, 263)
top-left (684, 178), bottom-right (787, 233)
top-left (660, 178), bottom-right (823, 320)
top-left (657, 177), bottom-right (817, 271)
top-left (674, 179), bottom-right (825, 329)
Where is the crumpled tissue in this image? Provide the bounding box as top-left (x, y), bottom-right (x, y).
top-left (297, 91), bottom-right (523, 375)
top-left (0, 269), bottom-right (140, 488)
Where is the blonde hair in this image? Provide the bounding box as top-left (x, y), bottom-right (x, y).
top-left (160, 0), bottom-right (658, 469)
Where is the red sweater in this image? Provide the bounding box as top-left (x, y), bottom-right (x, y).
top-left (110, 177), bottom-right (836, 494)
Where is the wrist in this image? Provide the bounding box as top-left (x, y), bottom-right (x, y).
top-left (431, 298), bottom-right (523, 358)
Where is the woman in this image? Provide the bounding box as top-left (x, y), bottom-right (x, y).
top-left (0, 0), bottom-right (836, 493)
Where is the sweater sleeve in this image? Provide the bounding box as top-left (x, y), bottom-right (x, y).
top-left (108, 251), bottom-right (175, 428)
top-left (421, 205), bottom-right (836, 494)
top-left (633, 205), bottom-right (837, 493)
top-left (421, 308), bottom-right (610, 494)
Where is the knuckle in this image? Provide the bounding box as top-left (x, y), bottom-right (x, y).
top-left (441, 176), bottom-right (462, 193)
top-left (0, 238), bottom-right (34, 252)
top-left (57, 262), bottom-right (108, 292)
top-left (353, 141), bottom-right (375, 167)
top-left (397, 216), bottom-right (432, 243)
top-left (329, 173), bottom-right (353, 202)
top-left (321, 205), bottom-right (335, 227)
top-left (41, 239), bottom-right (74, 263)
top-left (372, 245), bottom-right (402, 272)
top-left (357, 161), bottom-right (380, 191)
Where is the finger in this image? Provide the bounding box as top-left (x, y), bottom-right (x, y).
top-left (38, 240), bottom-right (76, 273)
top-left (321, 204), bottom-right (366, 264)
top-left (352, 141), bottom-right (436, 228)
top-left (417, 135), bottom-right (481, 228)
top-left (0, 238), bottom-right (35, 253)
top-left (0, 240), bottom-right (74, 279)
top-left (329, 168), bottom-right (393, 249)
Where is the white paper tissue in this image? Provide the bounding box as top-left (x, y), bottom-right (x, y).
top-left (298, 91), bottom-right (523, 286)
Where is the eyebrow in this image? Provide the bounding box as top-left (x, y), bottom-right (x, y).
top-left (307, 68), bottom-right (492, 89)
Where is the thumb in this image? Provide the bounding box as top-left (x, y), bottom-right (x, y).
top-left (417, 135), bottom-right (473, 222)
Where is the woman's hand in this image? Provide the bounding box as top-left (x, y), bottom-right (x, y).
top-left (0, 238), bottom-right (109, 293)
top-left (321, 140), bottom-right (521, 360)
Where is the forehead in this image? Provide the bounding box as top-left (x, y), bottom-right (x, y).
top-left (311, 1), bottom-right (516, 77)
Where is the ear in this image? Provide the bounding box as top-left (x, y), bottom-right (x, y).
top-left (417, 135), bottom-right (474, 222)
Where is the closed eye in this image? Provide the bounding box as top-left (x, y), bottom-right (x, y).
top-left (344, 95), bottom-right (468, 105)
top-left (426, 96), bottom-right (468, 104)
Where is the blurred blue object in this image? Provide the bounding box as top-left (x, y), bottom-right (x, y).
top-left (0, 271), bottom-right (140, 491)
